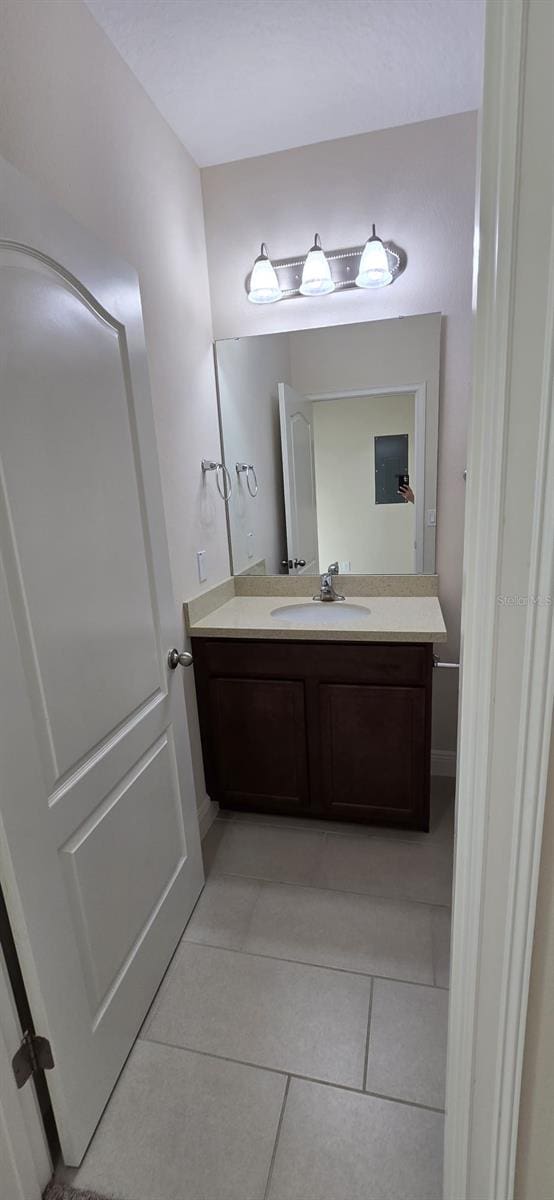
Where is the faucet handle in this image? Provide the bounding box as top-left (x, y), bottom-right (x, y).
top-left (327, 561), bottom-right (339, 575)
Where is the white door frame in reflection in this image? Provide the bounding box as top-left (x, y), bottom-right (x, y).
top-left (305, 384), bottom-right (426, 575)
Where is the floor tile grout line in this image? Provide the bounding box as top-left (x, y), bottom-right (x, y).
top-left (263, 1075), bottom-right (291, 1200)
top-left (213, 816), bottom-right (452, 857)
top-left (140, 1034), bottom-right (446, 1115)
top-left (362, 978), bottom-right (374, 1092)
top-left (207, 867), bottom-right (453, 911)
top-left (182, 935), bottom-right (448, 990)
top-left (358, 1086), bottom-right (445, 1116)
top-left (217, 813), bottom-right (453, 848)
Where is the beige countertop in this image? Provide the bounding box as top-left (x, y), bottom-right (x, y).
top-left (186, 594), bottom-right (447, 643)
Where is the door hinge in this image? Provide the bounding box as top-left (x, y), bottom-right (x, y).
top-left (12, 1029), bottom-right (54, 1089)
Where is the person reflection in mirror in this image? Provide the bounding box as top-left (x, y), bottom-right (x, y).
top-left (398, 483), bottom-right (415, 503)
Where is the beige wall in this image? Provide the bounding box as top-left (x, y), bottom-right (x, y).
top-left (0, 0), bottom-right (231, 810)
top-left (216, 333), bottom-right (290, 575)
top-left (202, 113), bottom-right (477, 753)
top-left (313, 393), bottom-right (415, 574)
top-left (515, 717), bottom-right (554, 1200)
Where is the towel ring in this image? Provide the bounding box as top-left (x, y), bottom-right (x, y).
top-left (202, 459), bottom-right (232, 502)
top-left (236, 462), bottom-right (259, 498)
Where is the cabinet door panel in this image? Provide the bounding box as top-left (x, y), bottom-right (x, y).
top-left (210, 677), bottom-right (309, 811)
top-left (319, 684), bottom-right (427, 827)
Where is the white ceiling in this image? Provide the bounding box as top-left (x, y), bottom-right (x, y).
top-left (84, 0), bottom-right (485, 168)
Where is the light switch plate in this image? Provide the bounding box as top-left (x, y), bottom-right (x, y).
top-left (196, 549), bottom-right (207, 583)
top-left (426, 509), bottom-right (437, 527)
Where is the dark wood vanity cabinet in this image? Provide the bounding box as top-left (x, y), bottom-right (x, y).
top-left (192, 638), bottom-right (433, 831)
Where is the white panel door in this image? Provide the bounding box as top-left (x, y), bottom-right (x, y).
top-left (278, 383), bottom-right (319, 574)
top-left (0, 157), bottom-right (204, 1165)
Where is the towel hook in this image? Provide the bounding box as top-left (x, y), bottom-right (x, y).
top-left (202, 459), bottom-right (232, 502)
top-left (235, 462), bottom-right (259, 498)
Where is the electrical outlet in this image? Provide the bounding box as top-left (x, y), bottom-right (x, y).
top-left (196, 549), bottom-right (207, 583)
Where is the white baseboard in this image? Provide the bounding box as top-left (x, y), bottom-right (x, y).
top-left (197, 794), bottom-right (219, 839)
top-left (431, 749), bottom-right (457, 777)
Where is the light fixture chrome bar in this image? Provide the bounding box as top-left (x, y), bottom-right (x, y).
top-left (247, 242), bottom-right (406, 300)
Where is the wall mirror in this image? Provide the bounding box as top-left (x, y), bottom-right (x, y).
top-left (214, 312), bottom-right (441, 576)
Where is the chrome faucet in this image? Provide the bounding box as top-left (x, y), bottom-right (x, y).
top-left (314, 562), bottom-right (345, 602)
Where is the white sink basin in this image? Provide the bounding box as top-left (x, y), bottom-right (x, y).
top-left (270, 601), bottom-right (371, 624)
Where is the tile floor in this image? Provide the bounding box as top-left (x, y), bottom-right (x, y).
top-left (69, 781), bottom-right (453, 1200)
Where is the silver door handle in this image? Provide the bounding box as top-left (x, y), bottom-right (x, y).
top-left (168, 649), bottom-right (194, 670)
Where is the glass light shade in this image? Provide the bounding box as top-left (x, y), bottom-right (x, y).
top-left (247, 244), bottom-right (282, 304)
top-left (299, 234), bottom-right (335, 296)
top-left (355, 225), bottom-right (393, 289)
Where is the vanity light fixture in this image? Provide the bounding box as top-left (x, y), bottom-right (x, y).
top-left (247, 243), bottom-right (282, 304)
top-left (245, 228), bottom-right (404, 302)
top-left (355, 224), bottom-right (393, 289)
top-left (299, 233), bottom-right (335, 296)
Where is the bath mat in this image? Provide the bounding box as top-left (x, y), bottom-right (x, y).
top-left (43, 1184), bottom-right (115, 1200)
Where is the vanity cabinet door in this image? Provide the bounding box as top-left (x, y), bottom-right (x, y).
top-left (192, 638), bottom-right (432, 829)
top-left (317, 683), bottom-right (428, 828)
top-left (202, 675), bottom-right (310, 813)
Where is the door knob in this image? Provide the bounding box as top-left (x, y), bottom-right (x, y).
top-left (281, 558), bottom-right (306, 569)
top-left (294, 558), bottom-right (306, 568)
top-left (168, 649), bottom-right (194, 670)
